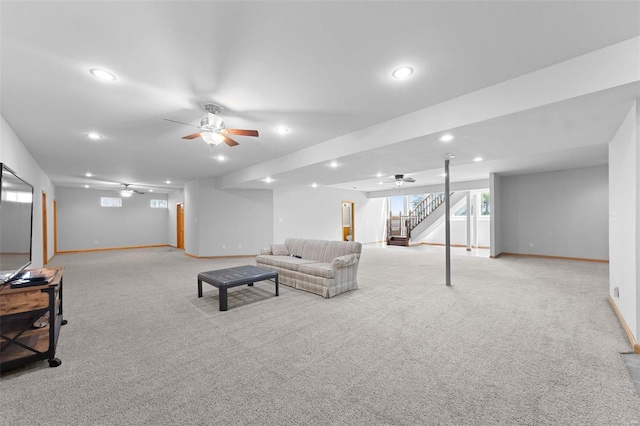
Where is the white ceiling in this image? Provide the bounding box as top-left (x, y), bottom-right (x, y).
top-left (1, 1), bottom-right (639, 195)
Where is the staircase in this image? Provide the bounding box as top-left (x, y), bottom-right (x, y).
top-left (386, 192), bottom-right (454, 246)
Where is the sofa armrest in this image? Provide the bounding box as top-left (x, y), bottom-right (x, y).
top-left (260, 247), bottom-right (272, 255)
top-left (332, 254), bottom-right (358, 268)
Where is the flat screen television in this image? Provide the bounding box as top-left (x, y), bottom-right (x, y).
top-left (0, 163), bottom-right (34, 283)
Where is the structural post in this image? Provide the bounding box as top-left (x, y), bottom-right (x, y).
top-left (445, 160), bottom-right (451, 286)
top-left (466, 191), bottom-right (471, 251)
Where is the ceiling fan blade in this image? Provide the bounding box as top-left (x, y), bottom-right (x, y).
top-left (222, 134), bottom-right (240, 147)
top-left (404, 177), bottom-right (416, 182)
top-left (182, 132), bottom-right (202, 140)
top-left (164, 118), bottom-right (201, 129)
top-left (222, 129), bottom-right (259, 137)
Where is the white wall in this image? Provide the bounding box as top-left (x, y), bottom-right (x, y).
top-left (0, 115), bottom-right (55, 267)
top-left (273, 187), bottom-right (386, 244)
top-left (423, 217), bottom-right (491, 247)
top-left (183, 178), bottom-right (273, 257)
top-left (55, 187), bottom-right (169, 251)
top-left (608, 103), bottom-right (638, 341)
top-left (420, 191), bottom-right (491, 247)
top-left (498, 166), bottom-right (609, 260)
top-left (167, 189), bottom-right (184, 247)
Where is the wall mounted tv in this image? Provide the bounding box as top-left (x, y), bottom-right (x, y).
top-left (0, 163), bottom-right (34, 283)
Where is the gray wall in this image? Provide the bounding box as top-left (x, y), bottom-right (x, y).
top-left (273, 187), bottom-right (386, 244)
top-left (184, 177), bottom-right (273, 257)
top-left (608, 103), bottom-right (638, 340)
top-left (499, 165), bottom-right (609, 260)
top-left (56, 187), bottom-right (169, 251)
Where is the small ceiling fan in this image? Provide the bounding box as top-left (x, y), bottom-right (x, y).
top-left (119, 184), bottom-right (145, 198)
top-left (164, 104), bottom-right (259, 147)
top-left (386, 174), bottom-right (416, 187)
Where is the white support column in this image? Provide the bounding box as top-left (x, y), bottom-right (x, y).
top-left (474, 193), bottom-right (480, 248)
top-left (445, 160), bottom-right (451, 286)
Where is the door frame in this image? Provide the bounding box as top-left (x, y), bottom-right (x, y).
top-left (42, 191), bottom-right (48, 265)
top-left (341, 201), bottom-right (355, 241)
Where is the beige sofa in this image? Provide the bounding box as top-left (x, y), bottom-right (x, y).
top-left (255, 238), bottom-right (362, 298)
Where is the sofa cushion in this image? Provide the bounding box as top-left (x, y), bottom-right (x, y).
top-left (297, 262), bottom-right (335, 279)
top-left (285, 238), bottom-right (333, 262)
top-left (270, 244), bottom-right (289, 256)
top-left (322, 241), bottom-right (362, 263)
top-left (256, 255), bottom-right (317, 271)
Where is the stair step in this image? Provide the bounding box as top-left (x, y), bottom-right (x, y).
top-left (387, 236), bottom-right (409, 246)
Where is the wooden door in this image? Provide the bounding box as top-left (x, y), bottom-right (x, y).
top-left (53, 199), bottom-right (58, 254)
top-left (42, 191), bottom-right (48, 265)
top-left (177, 203), bottom-right (184, 249)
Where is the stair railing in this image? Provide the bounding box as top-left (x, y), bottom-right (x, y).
top-left (407, 192), bottom-right (448, 232)
top-left (386, 193), bottom-right (450, 244)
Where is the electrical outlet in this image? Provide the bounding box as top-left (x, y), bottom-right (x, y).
top-left (222, 244), bottom-right (226, 250)
top-left (238, 244), bottom-right (242, 249)
top-left (529, 243), bottom-right (533, 248)
top-left (614, 287), bottom-right (619, 298)
top-left (94, 241), bottom-right (98, 245)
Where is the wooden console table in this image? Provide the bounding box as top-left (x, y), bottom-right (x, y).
top-left (0, 266), bottom-right (66, 371)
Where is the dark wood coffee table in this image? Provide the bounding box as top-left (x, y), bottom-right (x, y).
top-left (197, 265), bottom-right (278, 311)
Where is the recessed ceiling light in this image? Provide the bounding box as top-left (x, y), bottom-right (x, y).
top-left (87, 132), bottom-right (102, 140)
top-left (439, 134), bottom-right (454, 142)
top-left (165, 180), bottom-right (171, 184)
top-left (440, 173), bottom-right (448, 177)
top-left (84, 185), bottom-right (90, 188)
top-left (85, 172), bottom-right (92, 177)
top-left (275, 127), bottom-right (289, 134)
top-left (392, 66), bottom-right (414, 80)
top-left (378, 182), bottom-right (384, 185)
top-left (329, 161), bottom-right (338, 168)
top-left (264, 177), bottom-right (273, 183)
top-left (215, 155), bottom-right (226, 162)
top-left (473, 157), bottom-right (483, 162)
top-left (311, 183), bottom-right (318, 188)
top-left (89, 68), bottom-right (116, 81)
top-left (149, 189), bottom-right (153, 192)
top-left (376, 172), bottom-right (383, 178)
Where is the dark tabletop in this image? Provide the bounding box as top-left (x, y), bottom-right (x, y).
top-left (198, 265), bottom-right (277, 286)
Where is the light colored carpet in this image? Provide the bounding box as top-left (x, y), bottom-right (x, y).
top-left (1, 245), bottom-right (638, 425)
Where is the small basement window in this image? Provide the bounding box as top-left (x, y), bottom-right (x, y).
top-left (101, 197), bottom-right (122, 207)
top-left (150, 200), bottom-right (167, 208)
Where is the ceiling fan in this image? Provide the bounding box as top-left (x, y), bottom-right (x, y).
top-left (119, 184), bottom-right (145, 198)
top-left (164, 104), bottom-right (259, 147)
top-left (387, 174), bottom-right (416, 187)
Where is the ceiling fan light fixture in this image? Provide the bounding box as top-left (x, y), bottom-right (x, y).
top-left (121, 189), bottom-right (133, 197)
top-left (395, 180), bottom-right (404, 187)
top-left (201, 131), bottom-right (225, 145)
top-left (439, 134), bottom-right (455, 142)
top-left (275, 126), bottom-right (289, 134)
